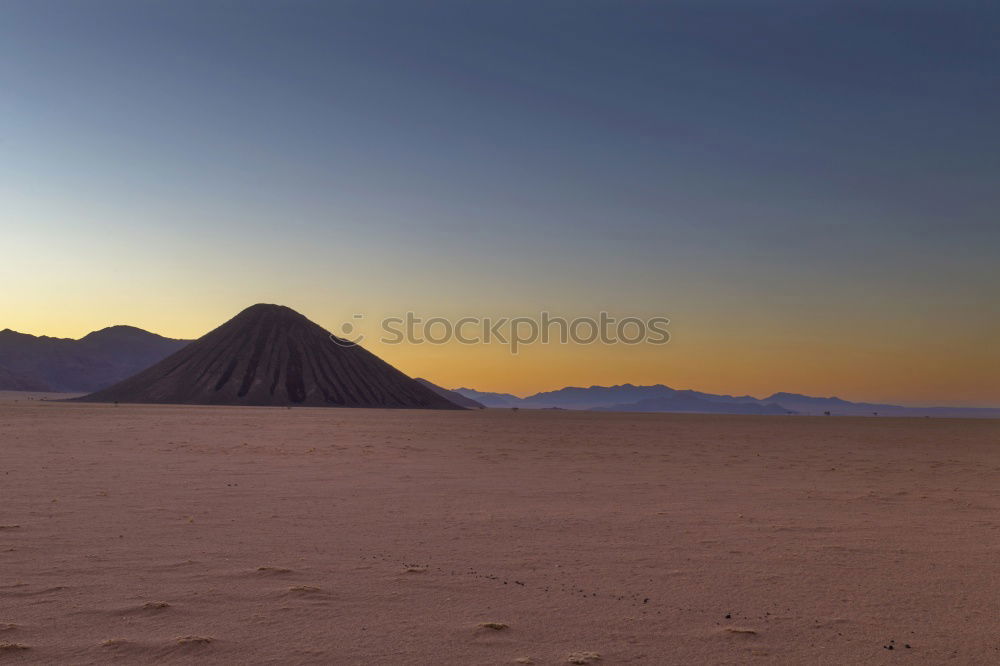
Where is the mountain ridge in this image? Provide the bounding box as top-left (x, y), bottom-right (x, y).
top-left (452, 384), bottom-right (1000, 418)
top-left (0, 325), bottom-right (191, 392)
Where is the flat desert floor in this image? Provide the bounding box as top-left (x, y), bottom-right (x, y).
top-left (1, 395), bottom-right (999, 664)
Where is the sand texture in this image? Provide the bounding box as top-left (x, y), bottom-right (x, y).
top-left (1, 396), bottom-right (999, 664)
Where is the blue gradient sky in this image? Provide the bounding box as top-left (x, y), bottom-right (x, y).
top-left (2, 1), bottom-right (998, 404)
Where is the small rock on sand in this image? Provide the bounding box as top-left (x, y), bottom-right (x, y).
top-left (478, 622), bottom-right (509, 631)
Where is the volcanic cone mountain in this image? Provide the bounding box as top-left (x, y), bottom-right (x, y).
top-left (79, 304), bottom-right (463, 409)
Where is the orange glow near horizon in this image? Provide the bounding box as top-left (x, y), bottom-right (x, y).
top-left (2, 296), bottom-right (996, 408)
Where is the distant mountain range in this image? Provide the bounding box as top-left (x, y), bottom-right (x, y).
top-left (758, 392), bottom-right (1000, 418)
top-left (591, 394), bottom-right (790, 415)
top-left (451, 383), bottom-right (1000, 418)
top-left (0, 326), bottom-right (191, 392)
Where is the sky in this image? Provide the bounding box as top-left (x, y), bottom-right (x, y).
top-left (1, 0), bottom-right (998, 406)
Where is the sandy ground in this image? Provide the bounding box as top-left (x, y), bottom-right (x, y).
top-left (1, 395), bottom-right (999, 664)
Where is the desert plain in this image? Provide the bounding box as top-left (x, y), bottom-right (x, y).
top-left (1, 392), bottom-right (999, 664)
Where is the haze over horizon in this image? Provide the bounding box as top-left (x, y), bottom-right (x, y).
top-left (3, 1), bottom-right (998, 406)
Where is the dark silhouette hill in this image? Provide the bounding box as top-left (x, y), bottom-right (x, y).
top-left (78, 304), bottom-right (463, 409)
top-left (415, 378), bottom-right (485, 408)
top-left (0, 326), bottom-right (190, 392)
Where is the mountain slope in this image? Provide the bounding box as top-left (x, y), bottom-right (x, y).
top-left (415, 379), bottom-right (485, 408)
top-left (451, 388), bottom-right (523, 408)
top-left (0, 365), bottom-right (51, 391)
top-left (0, 326), bottom-right (190, 392)
top-left (79, 304), bottom-right (463, 409)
